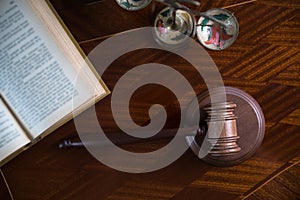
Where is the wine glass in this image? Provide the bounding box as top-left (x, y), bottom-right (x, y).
top-left (154, 7), bottom-right (196, 47)
top-left (153, 0), bottom-right (200, 47)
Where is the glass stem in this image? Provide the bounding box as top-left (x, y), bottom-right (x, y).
top-left (170, 7), bottom-right (177, 29)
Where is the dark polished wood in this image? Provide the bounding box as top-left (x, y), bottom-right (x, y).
top-left (0, 170), bottom-right (12, 200)
top-left (1, 0), bottom-right (299, 199)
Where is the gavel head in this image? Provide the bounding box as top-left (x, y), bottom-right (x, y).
top-left (204, 102), bottom-right (241, 156)
top-left (185, 87), bottom-right (265, 166)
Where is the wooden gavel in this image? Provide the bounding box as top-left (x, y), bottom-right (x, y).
top-left (59, 87), bottom-right (265, 166)
top-left (59, 102), bottom-right (239, 154)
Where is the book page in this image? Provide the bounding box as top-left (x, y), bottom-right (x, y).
top-left (0, 98), bottom-right (30, 162)
top-left (0, 0), bottom-right (106, 138)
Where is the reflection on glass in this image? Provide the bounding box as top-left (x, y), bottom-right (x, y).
top-left (154, 7), bottom-right (195, 46)
top-left (115, 0), bottom-right (152, 11)
top-left (196, 8), bottom-right (239, 50)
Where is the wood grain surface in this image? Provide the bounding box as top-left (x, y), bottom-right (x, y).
top-left (1, 0), bottom-right (299, 199)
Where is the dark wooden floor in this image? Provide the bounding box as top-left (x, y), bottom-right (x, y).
top-left (1, 0), bottom-right (300, 199)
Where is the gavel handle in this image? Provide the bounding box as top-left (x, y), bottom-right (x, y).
top-left (58, 125), bottom-right (204, 149)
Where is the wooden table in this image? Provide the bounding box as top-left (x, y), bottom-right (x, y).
top-left (1, 0), bottom-right (300, 199)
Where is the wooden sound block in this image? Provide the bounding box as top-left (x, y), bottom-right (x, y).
top-left (185, 87), bottom-right (265, 166)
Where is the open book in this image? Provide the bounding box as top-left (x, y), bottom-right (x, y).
top-left (0, 0), bottom-right (110, 166)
